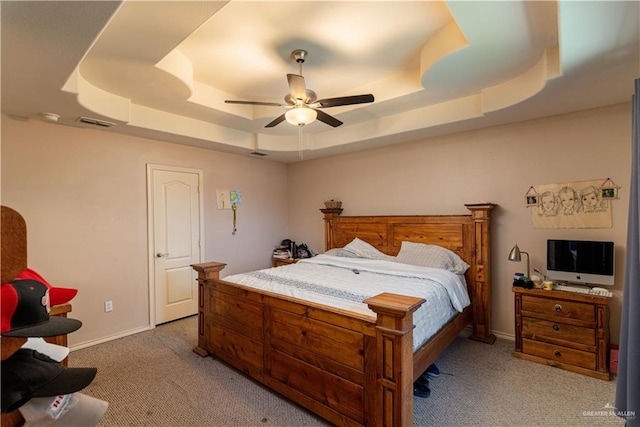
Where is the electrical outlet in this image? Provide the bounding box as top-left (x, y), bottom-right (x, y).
top-left (104, 301), bottom-right (113, 312)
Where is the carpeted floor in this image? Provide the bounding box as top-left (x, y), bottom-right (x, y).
top-left (70, 316), bottom-right (623, 426)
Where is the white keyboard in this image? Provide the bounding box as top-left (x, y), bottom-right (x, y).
top-left (554, 283), bottom-right (590, 293)
top-left (553, 283), bottom-right (613, 297)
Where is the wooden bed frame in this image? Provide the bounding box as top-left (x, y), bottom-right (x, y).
top-left (192, 203), bottom-right (495, 426)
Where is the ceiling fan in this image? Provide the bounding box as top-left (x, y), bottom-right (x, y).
top-left (225, 49), bottom-right (374, 128)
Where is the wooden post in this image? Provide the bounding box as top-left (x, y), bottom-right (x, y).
top-left (191, 262), bottom-right (226, 356)
top-left (464, 203), bottom-right (496, 344)
top-left (320, 208), bottom-right (343, 250)
top-left (364, 293), bottom-right (425, 427)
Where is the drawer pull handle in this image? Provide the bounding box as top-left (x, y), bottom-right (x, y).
top-left (554, 350), bottom-right (561, 357)
top-left (554, 304), bottom-right (562, 312)
top-left (552, 324), bottom-right (560, 331)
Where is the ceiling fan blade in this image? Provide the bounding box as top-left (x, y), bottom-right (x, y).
top-left (316, 94), bottom-right (374, 108)
top-left (265, 113), bottom-right (287, 128)
top-left (287, 74), bottom-right (307, 102)
top-left (225, 100), bottom-right (284, 107)
top-left (315, 109), bottom-right (343, 128)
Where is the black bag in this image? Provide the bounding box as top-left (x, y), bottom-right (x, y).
top-left (296, 243), bottom-right (311, 258)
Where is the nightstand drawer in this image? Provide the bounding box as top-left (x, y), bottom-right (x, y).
top-left (522, 295), bottom-right (595, 322)
top-left (523, 339), bottom-right (596, 370)
top-left (522, 318), bottom-right (595, 346)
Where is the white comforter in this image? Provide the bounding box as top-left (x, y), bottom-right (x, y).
top-left (223, 254), bottom-right (471, 351)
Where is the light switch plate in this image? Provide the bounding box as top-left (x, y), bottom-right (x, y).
top-left (216, 189), bottom-right (230, 209)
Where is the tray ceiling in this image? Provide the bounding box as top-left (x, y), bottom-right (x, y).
top-left (2, 1), bottom-right (638, 163)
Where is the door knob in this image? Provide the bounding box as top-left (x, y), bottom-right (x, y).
top-left (156, 252), bottom-right (168, 258)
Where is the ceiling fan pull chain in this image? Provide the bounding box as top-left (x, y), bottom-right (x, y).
top-left (298, 125), bottom-right (304, 160)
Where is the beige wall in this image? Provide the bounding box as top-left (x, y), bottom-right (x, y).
top-left (1, 116), bottom-right (288, 347)
top-left (288, 103), bottom-right (632, 343)
top-left (2, 102), bottom-right (631, 348)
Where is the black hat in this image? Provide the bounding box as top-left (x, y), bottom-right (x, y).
top-left (1, 280), bottom-right (82, 337)
top-left (1, 349), bottom-right (97, 413)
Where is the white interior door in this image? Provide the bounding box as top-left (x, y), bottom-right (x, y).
top-left (148, 165), bottom-right (202, 325)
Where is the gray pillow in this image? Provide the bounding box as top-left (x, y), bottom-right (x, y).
top-left (396, 241), bottom-right (470, 274)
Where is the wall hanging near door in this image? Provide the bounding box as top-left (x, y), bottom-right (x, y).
top-left (527, 179), bottom-right (618, 228)
top-left (230, 190), bottom-right (242, 235)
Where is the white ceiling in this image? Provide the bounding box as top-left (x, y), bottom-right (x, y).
top-left (2, 1), bottom-right (639, 163)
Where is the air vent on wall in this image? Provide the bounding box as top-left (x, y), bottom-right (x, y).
top-left (76, 116), bottom-right (115, 128)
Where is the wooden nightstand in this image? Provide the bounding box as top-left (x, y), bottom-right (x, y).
top-left (512, 286), bottom-right (610, 380)
top-left (272, 257), bottom-right (298, 267)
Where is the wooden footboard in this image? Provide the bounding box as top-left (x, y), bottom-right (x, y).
top-left (192, 203), bottom-right (495, 426)
top-left (192, 262), bottom-right (424, 426)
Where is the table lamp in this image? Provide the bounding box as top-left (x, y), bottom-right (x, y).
top-left (508, 244), bottom-right (530, 279)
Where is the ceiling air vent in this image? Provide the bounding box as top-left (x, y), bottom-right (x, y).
top-left (77, 116), bottom-right (115, 128)
top-left (250, 151), bottom-right (268, 157)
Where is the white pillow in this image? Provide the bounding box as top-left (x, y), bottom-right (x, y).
top-left (323, 248), bottom-right (341, 256)
top-left (324, 248), bottom-right (360, 258)
top-left (342, 238), bottom-right (394, 260)
top-left (396, 241), bottom-right (470, 274)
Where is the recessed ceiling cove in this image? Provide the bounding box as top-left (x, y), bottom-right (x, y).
top-left (2, 1), bottom-right (638, 163)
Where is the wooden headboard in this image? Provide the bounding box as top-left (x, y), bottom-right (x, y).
top-left (321, 203), bottom-right (497, 343)
top-left (1, 206), bottom-right (28, 284)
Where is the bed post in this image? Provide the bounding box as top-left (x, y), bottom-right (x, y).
top-left (464, 203), bottom-right (496, 344)
top-left (320, 208), bottom-right (343, 250)
top-left (365, 293), bottom-right (425, 427)
top-left (191, 262), bottom-right (226, 356)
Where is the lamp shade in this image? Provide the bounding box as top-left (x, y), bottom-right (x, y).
top-left (508, 244), bottom-right (522, 262)
top-left (285, 107), bottom-right (317, 126)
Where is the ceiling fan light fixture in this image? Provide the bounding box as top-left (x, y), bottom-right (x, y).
top-left (285, 107), bottom-right (317, 126)
top-left (225, 49), bottom-right (373, 130)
